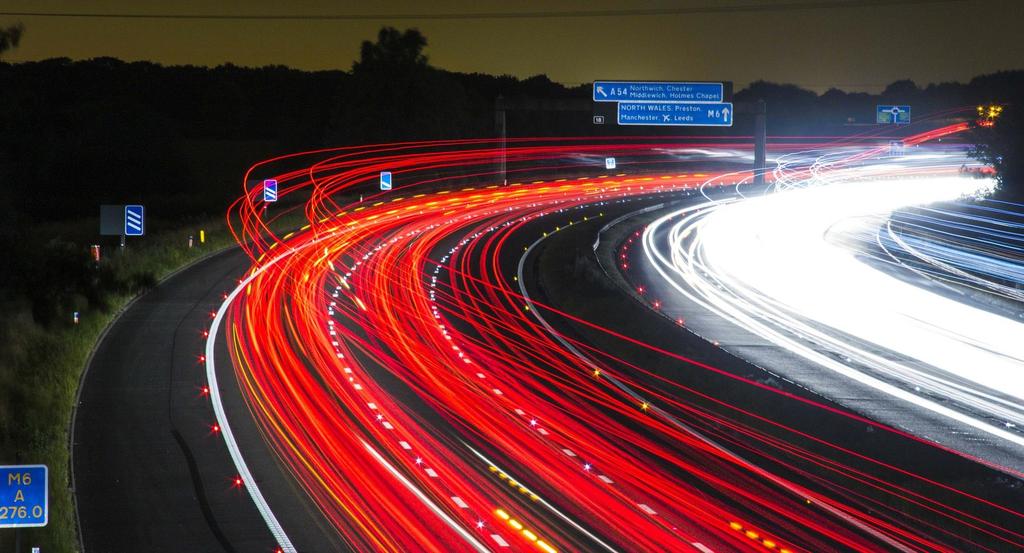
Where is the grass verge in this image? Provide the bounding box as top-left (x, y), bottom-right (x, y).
top-left (0, 208), bottom-right (306, 552)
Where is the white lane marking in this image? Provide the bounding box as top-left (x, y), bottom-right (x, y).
top-left (638, 503), bottom-right (657, 515)
top-left (399, 441), bottom-right (412, 450)
top-left (466, 445), bottom-right (619, 553)
top-left (362, 440), bottom-right (490, 552)
top-left (562, 448), bottom-right (576, 457)
top-left (451, 496), bottom-right (469, 509)
top-left (425, 468), bottom-right (439, 478)
top-left (491, 535), bottom-right (510, 547)
top-left (692, 543), bottom-right (714, 553)
top-left (598, 475), bottom-right (614, 484)
top-left (206, 252), bottom-right (297, 552)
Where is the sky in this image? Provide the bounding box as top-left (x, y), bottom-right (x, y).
top-left (2, 0), bottom-right (1023, 93)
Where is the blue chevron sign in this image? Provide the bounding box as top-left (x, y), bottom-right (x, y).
top-left (263, 179), bottom-right (278, 202)
top-left (124, 205), bottom-right (144, 236)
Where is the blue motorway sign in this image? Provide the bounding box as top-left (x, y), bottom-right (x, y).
top-left (877, 105), bottom-right (911, 124)
top-left (618, 102), bottom-right (733, 127)
top-left (380, 171), bottom-right (392, 191)
top-left (124, 205), bottom-right (144, 236)
top-left (263, 179), bottom-right (278, 202)
top-left (0, 465), bottom-right (48, 528)
top-left (594, 81), bottom-right (723, 103)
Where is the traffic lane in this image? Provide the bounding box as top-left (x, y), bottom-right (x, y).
top-left (531, 200), bottom-right (1024, 551)
top-left (514, 204), bottom-right (857, 552)
top-left (297, 195), bottom-right (740, 552)
top-left (75, 245), bottom-right (346, 553)
top-left (493, 196), bottom-right (821, 552)
top-left (461, 197), bottom-right (744, 552)
top-left (308, 210), bottom-right (632, 552)
top-left (211, 263), bottom-right (352, 551)
top-left (74, 248), bottom-right (275, 552)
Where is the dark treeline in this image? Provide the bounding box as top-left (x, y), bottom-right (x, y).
top-left (3, 27), bottom-right (1024, 222)
top-left (0, 28), bottom-right (593, 223)
top-left (1, 26), bottom-right (1023, 326)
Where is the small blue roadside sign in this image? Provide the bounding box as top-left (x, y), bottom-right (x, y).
top-left (380, 171), bottom-right (392, 191)
top-left (605, 157), bottom-right (617, 170)
top-left (877, 105), bottom-right (911, 124)
top-left (263, 179), bottom-right (278, 202)
top-left (594, 81), bottom-right (724, 103)
top-left (618, 102), bottom-right (733, 127)
top-left (0, 465), bottom-right (48, 528)
top-left (124, 205), bottom-right (144, 236)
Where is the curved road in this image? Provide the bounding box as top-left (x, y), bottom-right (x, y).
top-left (73, 135), bottom-right (1024, 552)
top-left (72, 247), bottom-right (342, 552)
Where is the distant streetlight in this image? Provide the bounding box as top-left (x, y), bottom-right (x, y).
top-left (976, 104), bottom-right (1004, 127)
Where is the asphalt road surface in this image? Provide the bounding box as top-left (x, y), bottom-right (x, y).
top-left (73, 247), bottom-right (342, 553)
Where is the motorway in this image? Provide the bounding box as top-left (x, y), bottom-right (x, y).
top-left (75, 132), bottom-right (1024, 552)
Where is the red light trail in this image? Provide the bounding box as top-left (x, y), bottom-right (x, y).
top-left (207, 130), bottom-right (1019, 552)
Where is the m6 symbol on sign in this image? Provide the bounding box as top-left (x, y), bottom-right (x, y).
top-left (1, 464), bottom-right (48, 528)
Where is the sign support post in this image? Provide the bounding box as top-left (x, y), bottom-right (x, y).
top-left (495, 96), bottom-right (507, 186)
top-left (2, 461), bottom-right (48, 551)
top-left (13, 453), bottom-right (18, 553)
top-left (754, 99), bottom-right (767, 186)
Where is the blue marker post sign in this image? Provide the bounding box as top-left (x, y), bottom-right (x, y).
top-left (593, 81), bottom-right (724, 103)
top-left (380, 171), bottom-right (393, 191)
top-left (124, 205), bottom-right (144, 236)
top-left (263, 179), bottom-right (278, 202)
top-left (0, 465), bottom-right (48, 528)
top-left (877, 105), bottom-right (911, 125)
top-left (618, 102), bottom-right (733, 127)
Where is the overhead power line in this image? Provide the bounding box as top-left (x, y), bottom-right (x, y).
top-left (0, 0), bottom-right (967, 22)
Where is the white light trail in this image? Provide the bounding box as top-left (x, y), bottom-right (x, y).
top-left (642, 154), bottom-right (1024, 449)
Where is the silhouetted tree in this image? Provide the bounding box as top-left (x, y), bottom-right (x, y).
top-left (735, 81), bottom-right (818, 133)
top-left (881, 79), bottom-right (919, 99)
top-left (331, 27), bottom-right (473, 142)
top-left (0, 23), bottom-right (23, 57)
top-left (354, 27), bottom-right (429, 72)
top-left (969, 99), bottom-right (1024, 202)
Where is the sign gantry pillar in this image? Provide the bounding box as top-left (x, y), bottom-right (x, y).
top-left (754, 99), bottom-right (767, 186)
top-left (495, 96), bottom-right (507, 186)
